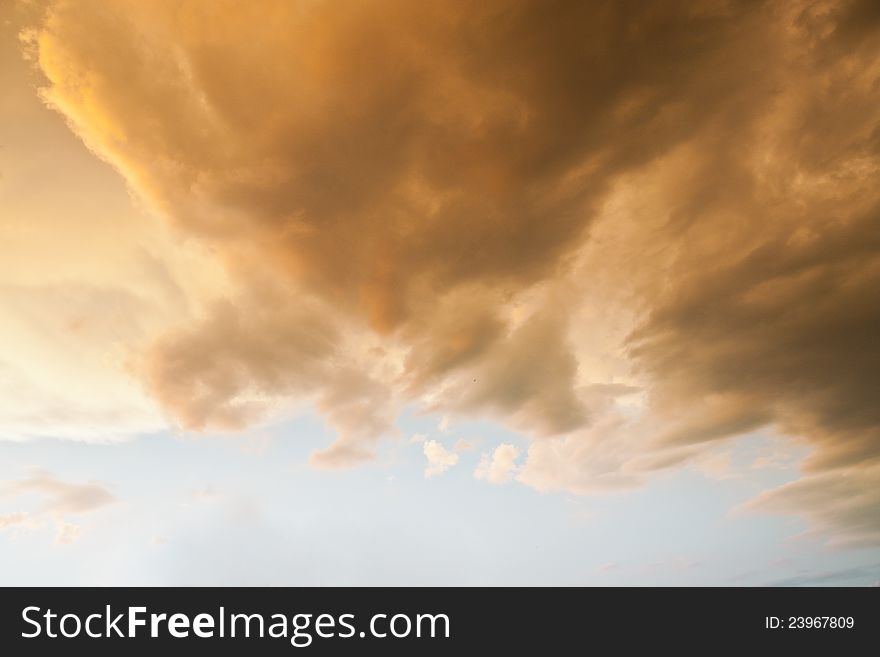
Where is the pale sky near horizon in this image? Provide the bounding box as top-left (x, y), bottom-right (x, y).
top-left (1, 0), bottom-right (879, 586)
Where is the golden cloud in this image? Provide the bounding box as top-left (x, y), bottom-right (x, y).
top-left (27, 0), bottom-right (880, 541)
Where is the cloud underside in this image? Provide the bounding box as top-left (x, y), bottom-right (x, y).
top-left (29, 0), bottom-right (880, 544)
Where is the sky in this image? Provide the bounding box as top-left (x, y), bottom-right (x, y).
top-left (1, 0), bottom-right (879, 586)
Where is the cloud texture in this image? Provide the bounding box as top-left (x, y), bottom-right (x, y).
top-left (24, 0), bottom-right (880, 544)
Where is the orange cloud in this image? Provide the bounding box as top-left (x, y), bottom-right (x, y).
top-left (25, 0), bottom-right (880, 541)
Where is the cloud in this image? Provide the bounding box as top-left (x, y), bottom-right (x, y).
top-left (514, 0), bottom-right (880, 542)
top-left (0, 471), bottom-right (116, 544)
top-left (423, 440), bottom-right (459, 478)
top-left (54, 521), bottom-right (81, 545)
top-left (0, 511), bottom-right (36, 530)
top-left (516, 414), bottom-right (647, 494)
top-left (742, 463), bottom-right (880, 549)
top-left (1, 470), bottom-right (116, 515)
top-left (416, 305), bottom-right (590, 437)
top-left (475, 444), bottom-right (520, 485)
top-left (135, 296), bottom-right (397, 468)
top-left (453, 439), bottom-right (475, 452)
top-left (24, 0), bottom-right (880, 545)
top-left (34, 0), bottom-right (759, 329)
top-left (751, 445), bottom-right (798, 471)
top-left (0, 7), bottom-right (220, 446)
top-left (613, 1), bottom-right (880, 543)
top-left (692, 451), bottom-right (739, 482)
top-left (2, 472), bottom-right (115, 520)
top-left (29, 0), bottom-right (774, 439)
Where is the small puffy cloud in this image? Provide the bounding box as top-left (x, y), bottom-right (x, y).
top-left (54, 521), bottom-right (81, 545)
top-left (453, 439), bottom-right (475, 452)
top-left (423, 440), bottom-right (459, 478)
top-left (0, 511), bottom-right (36, 530)
top-left (692, 451), bottom-right (738, 481)
top-left (475, 443), bottom-right (520, 485)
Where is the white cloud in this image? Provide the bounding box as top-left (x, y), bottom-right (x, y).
top-left (54, 521), bottom-right (81, 545)
top-left (423, 440), bottom-right (459, 478)
top-left (474, 443), bottom-right (520, 484)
